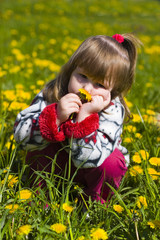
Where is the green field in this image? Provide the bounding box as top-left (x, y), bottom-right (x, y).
top-left (0, 0), bottom-right (160, 239)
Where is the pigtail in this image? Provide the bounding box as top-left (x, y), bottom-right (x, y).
top-left (120, 34), bottom-right (142, 120)
top-left (121, 34), bottom-right (142, 91)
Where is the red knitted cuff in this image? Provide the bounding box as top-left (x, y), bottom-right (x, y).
top-left (39, 103), bottom-right (65, 142)
top-left (62, 113), bottom-right (99, 139)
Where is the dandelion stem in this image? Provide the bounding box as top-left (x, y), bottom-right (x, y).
top-left (68, 215), bottom-right (74, 240)
top-left (135, 222), bottom-right (139, 240)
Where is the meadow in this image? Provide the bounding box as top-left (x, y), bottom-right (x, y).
top-left (0, 0), bottom-right (160, 239)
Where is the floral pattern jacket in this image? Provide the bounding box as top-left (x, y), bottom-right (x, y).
top-left (14, 91), bottom-right (129, 168)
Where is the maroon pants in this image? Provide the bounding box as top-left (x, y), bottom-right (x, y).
top-left (27, 145), bottom-right (127, 203)
top-left (72, 148), bottom-right (127, 203)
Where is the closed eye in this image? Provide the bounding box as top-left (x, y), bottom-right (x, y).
top-left (95, 83), bottom-right (106, 89)
top-left (79, 74), bottom-right (88, 79)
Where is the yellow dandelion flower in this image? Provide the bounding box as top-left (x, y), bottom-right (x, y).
top-left (2, 101), bottom-right (10, 110)
top-left (70, 88), bottom-right (92, 119)
top-left (113, 204), bottom-right (124, 213)
top-left (79, 88), bottom-right (92, 102)
top-left (139, 35), bottom-right (151, 44)
top-left (123, 137), bottom-right (134, 143)
top-left (3, 167), bottom-right (10, 174)
top-left (62, 203), bottom-right (74, 213)
top-left (147, 168), bottom-right (160, 180)
top-left (149, 157), bottom-right (160, 166)
top-left (30, 85), bottom-right (36, 90)
top-left (0, 70), bottom-right (6, 78)
top-left (16, 90), bottom-right (31, 101)
top-left (139, 150), bottom-right (149, 160)
top-left (50, 223), bottom-right (67, 233)
top-left (152, 220), bottom-right (160, 228)
top-left (8, 175), bottom-right (18, 187)
top-left (17, 225), bottom-right (32, 236)
top-left (5, 139), bottom-right (16, 150)
top-left (135, 133), bottom-right (142, 139)
top-left (146, 109), bottom-right (156, 115)
top-left (90, 228), bottom-right (108, 240)
top-left (52, 203), bottom-right (59, 210)
top-left (142, 114), bottom-right (157, 125)
top-left (136, 196), bottom-right (147, 209)
top-left (76, 236), bottom-right (85, 240)
top-left (32, 51), bottom-right (37, 57)
top-left (49, 39), bottom-right (56, 45)
top-left (5, 142), bottom-right (11, 150)
top-left (3, 90), bottom-right (16, 101)
top-left (130, 165), bottom-right (143, 176)
top-left (15, 84), bottom-right (24, 89)
top-left (146, 82), bottom-right (152, 88)
top-left (9, 65), bottom-right (21, 74)
top-left (10, 135), bottom-right (14, 141)
top-left (124, 98), bottom-right (133, 108)
top-left (9, 102), bottom-right (29, 111)
top-left (48, 62), bottom-right (60, 72)
top-left (19, 189), bottom-right (32, 201)
top-left (125, 125), bottom-right (136, 133)
top-left (138, 65), bottom-right (144, 70)
top-left (130, 209), bottom-right (140, 216)
top-left (11, 29), bottom-right (18, 35)
top-left (132, 114), bottom-right (141, 123)
top-left (132, 153), bottom-right (141, 164)
top-left (2, 175), bottom-right (18, 188)
top-left (37, 80), bottom-right (45, 86)
top-left (11, 39), bottom-right (19, 47)
top-left (34, 89), bottom-right (41, 94)
top-left (74, 185), bottom-right (80, 190)
top-left (132, 150), bottom-right (149, 163)
top-left (147, 221), bottom-right (155, 229)
top-left (5, 204), bottom-right (19, 213)
top-left (145, 45), bottom-right (160, 54)
top-left (157, 137), bottom-right (160, 142)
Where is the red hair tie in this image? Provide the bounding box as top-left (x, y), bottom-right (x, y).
top-left (112, 34), bottom-right (124, 43)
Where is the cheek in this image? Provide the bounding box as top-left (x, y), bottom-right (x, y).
top-left (68, 77), bottom-right (79, 93)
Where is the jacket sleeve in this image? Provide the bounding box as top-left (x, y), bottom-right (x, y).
top-left (39, 103), bottom-right (66, 142)
top-left (69, 97), bottom-right (129, 168)
top-left (14, 91), bottom-right (65, 151)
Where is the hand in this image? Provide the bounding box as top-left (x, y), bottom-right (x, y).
top-left (76, 89), bottom-right (111, 122)
top-left (56, 93), bottom-right (82, 126)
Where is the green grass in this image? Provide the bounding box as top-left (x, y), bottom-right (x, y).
top-left (0, 0), bottom-right (160, 239)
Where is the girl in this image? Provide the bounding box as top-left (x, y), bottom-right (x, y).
top-left (14, 34), bottom-right (141, 203)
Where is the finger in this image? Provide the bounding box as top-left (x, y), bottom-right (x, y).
top-left (63, 94), bottom-right (82, 106)
top-left (103, 91), bottom-right (111, 101)
top-left (62, 104), bottom-right (80, 115)
top-left (103, 100), bottom-right (110, 107)
top-left (64, 100), bottom-right (81, 108)
top-left (92, 95), bottom-right (103, 102)
top-left (96, 89), bottom-right (110, 101)
top-left (68, 107), bottom-right (80, 115)
top-left (65, 93), bottom-right (81, 101)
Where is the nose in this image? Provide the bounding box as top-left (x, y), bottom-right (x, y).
top-left (83, 82), bottom-right (94, 93)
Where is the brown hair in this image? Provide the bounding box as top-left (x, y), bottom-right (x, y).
top-left (43, 34), bottom-right (142, 119)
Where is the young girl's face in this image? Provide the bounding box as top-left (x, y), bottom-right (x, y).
top-left (68, 67), bottom-right (112, 100)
